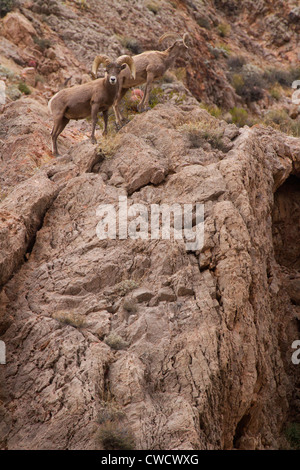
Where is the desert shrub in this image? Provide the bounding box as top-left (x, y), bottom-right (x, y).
top-left (97, 421), bottom-right (135, 450)
top-left (217, 22), bottom-right (231, 37)
top-left (149, 86), bottom-right (164, 108)
top-left (96, 131), bottom-right (121, 159)
top-left (227, 55), bottom-right (246, 72)
top-left (263, 109), bottom-right (300, 137)
top-left (230, 64), bottom-right (265, 103)
top-left (200, 103), bottom-right (222, 118)
top-left (196, 16), bottom-right (211, 29)
top-left (104, 332), bottom-right (129, 350)
top-left (0, 65), bottom-right (16, 80)
top-left (0, 0), bottom-right (16, 17)
top-left (161, 72), bottom-right (175, 83)
top-left (214, 0), bottom-right (241, 15)
top-left (97, 401), bottom-right (135, 450)
top-left (118, 35), bottom-right (142, 55)
top-left (146, 2), bottom-right (160, 14)
top-left (33, 36), bottom-right (51, 51)
top-left (230, 107), bottom-right (248, 127)
top-left (52, 311), bottom-right (86, 328)
top-left (269, 85), bottom-right (282, 101)
top-left (178, 121), bottom-right (227, 151)
top-left (215, 43), bottom-right (231, 57)
top-left (114, 279), bottom-right (139, 296)
top-left (284, 423), bottom-right (300, 450)
top-left (263, 66), bottom-right (300, 87)
top-left (123, 298), bottom-right (137, 313)
top-left (18, 81), bottom-right (31, 95)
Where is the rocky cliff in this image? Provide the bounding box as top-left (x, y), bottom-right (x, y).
top-left (0, 0), bottom-right (299, 450)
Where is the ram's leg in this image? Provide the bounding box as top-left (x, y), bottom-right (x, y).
top-left (114, 88), bottom-right (129, 129)
top-left (102, 110), bottom-right (108, 136)
top-left (51, 116), bottom-right (69, 156)
top-left (138, 73), bottom-right (154, 112)
top-left (91, 104), bottom-right (99, 144)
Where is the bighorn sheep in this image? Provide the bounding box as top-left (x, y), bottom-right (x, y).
top-left (48, 55), bottom-right (135, 156)
top-left (92, 32), bottom-right (190, 128)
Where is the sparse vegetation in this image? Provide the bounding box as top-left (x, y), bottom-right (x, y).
top-left (173, 67), bottom-right (186, 83)
top-left (230, 107), bottom-right (248, 127)
top-left (263, 66), bottom-right (300, 88)
top-left (269, 84), bottom-right (282, 101)
top-left (227, 55), bottom-right (246, 72)
top-left (123, 298), bottom-right (138, 313)
top-left (230, 64), bottom-right (265, 103)
top-left (263, 109), bottom-right (300, 137)
top-left (95, 126), bottom-right (121, 159)
top-left (0, 0), bottom-right (16, 17)
top-left (284, 422), bottom-right (300, 450)
top-left (214, 43), bottom-right (231, 57)
top-left (146, 2), bottom-right (160, 14)
top-left (114, 279), bottom-right (139, 296)
top-left (52, 311), bottom-right (86, 329)
top-left (18, 81), bottom-right (31, 95)
top-left (97, 401), bottom-right (135, 450)
top-left (217, 22), bottom-right (231, 37)
top-left (149, 86), bottom-right (164, 108)
top-left (117, 35), bottom-right (143, 55)
top-left (104, 332), bottom-right (129, 350)
top-left (33, 36), bottom-right (51, 51)
top-left (200, 103), bottom-right (222, 118)
top-left (178, 121), bottom-right (227, 151)
top-left (196, 16), bottom-right (211, 30)
top-left (97, 418), bottom-right (135, 450)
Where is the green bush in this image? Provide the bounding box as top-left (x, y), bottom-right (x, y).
top-left (149, 86), bottom-right (164, 108)
top-left (0, 0), bottom-right (16, 17)
top-left (18, 81), bottom-right (31, 95)
top-left (230, 65), bottom-right (265, 103)
top-left (269, 85), bottom-right (281, 101)
top-left (284, 423), bottom-right (300, 450)
top-left (230, 107), bottom-right (248, 127)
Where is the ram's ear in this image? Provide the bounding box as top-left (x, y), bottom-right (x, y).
top-left (121, 63), bottom-right (127, 70)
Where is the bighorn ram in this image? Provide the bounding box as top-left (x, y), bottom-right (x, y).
top-left (92, 32), bottom-right (190, 128)
top-left (48, 55), bottom-right (135, 155)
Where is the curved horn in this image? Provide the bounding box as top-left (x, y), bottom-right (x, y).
top-left (158, 32), bottom-right (181, 45)
top-left (116, 54), bottom-right (136, 80)
top-left (91, 55), bottom-right (111, 79)
top-left (182, 32), bottom-right (190, 48)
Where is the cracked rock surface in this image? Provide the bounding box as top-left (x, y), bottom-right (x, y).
top-left (0, 99), bottom-right (299, 449)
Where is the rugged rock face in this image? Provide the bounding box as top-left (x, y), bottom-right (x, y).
top-left (0, 99), bottom-right (299, 449)
top-left (0, 0), bottom-right (299, 452)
